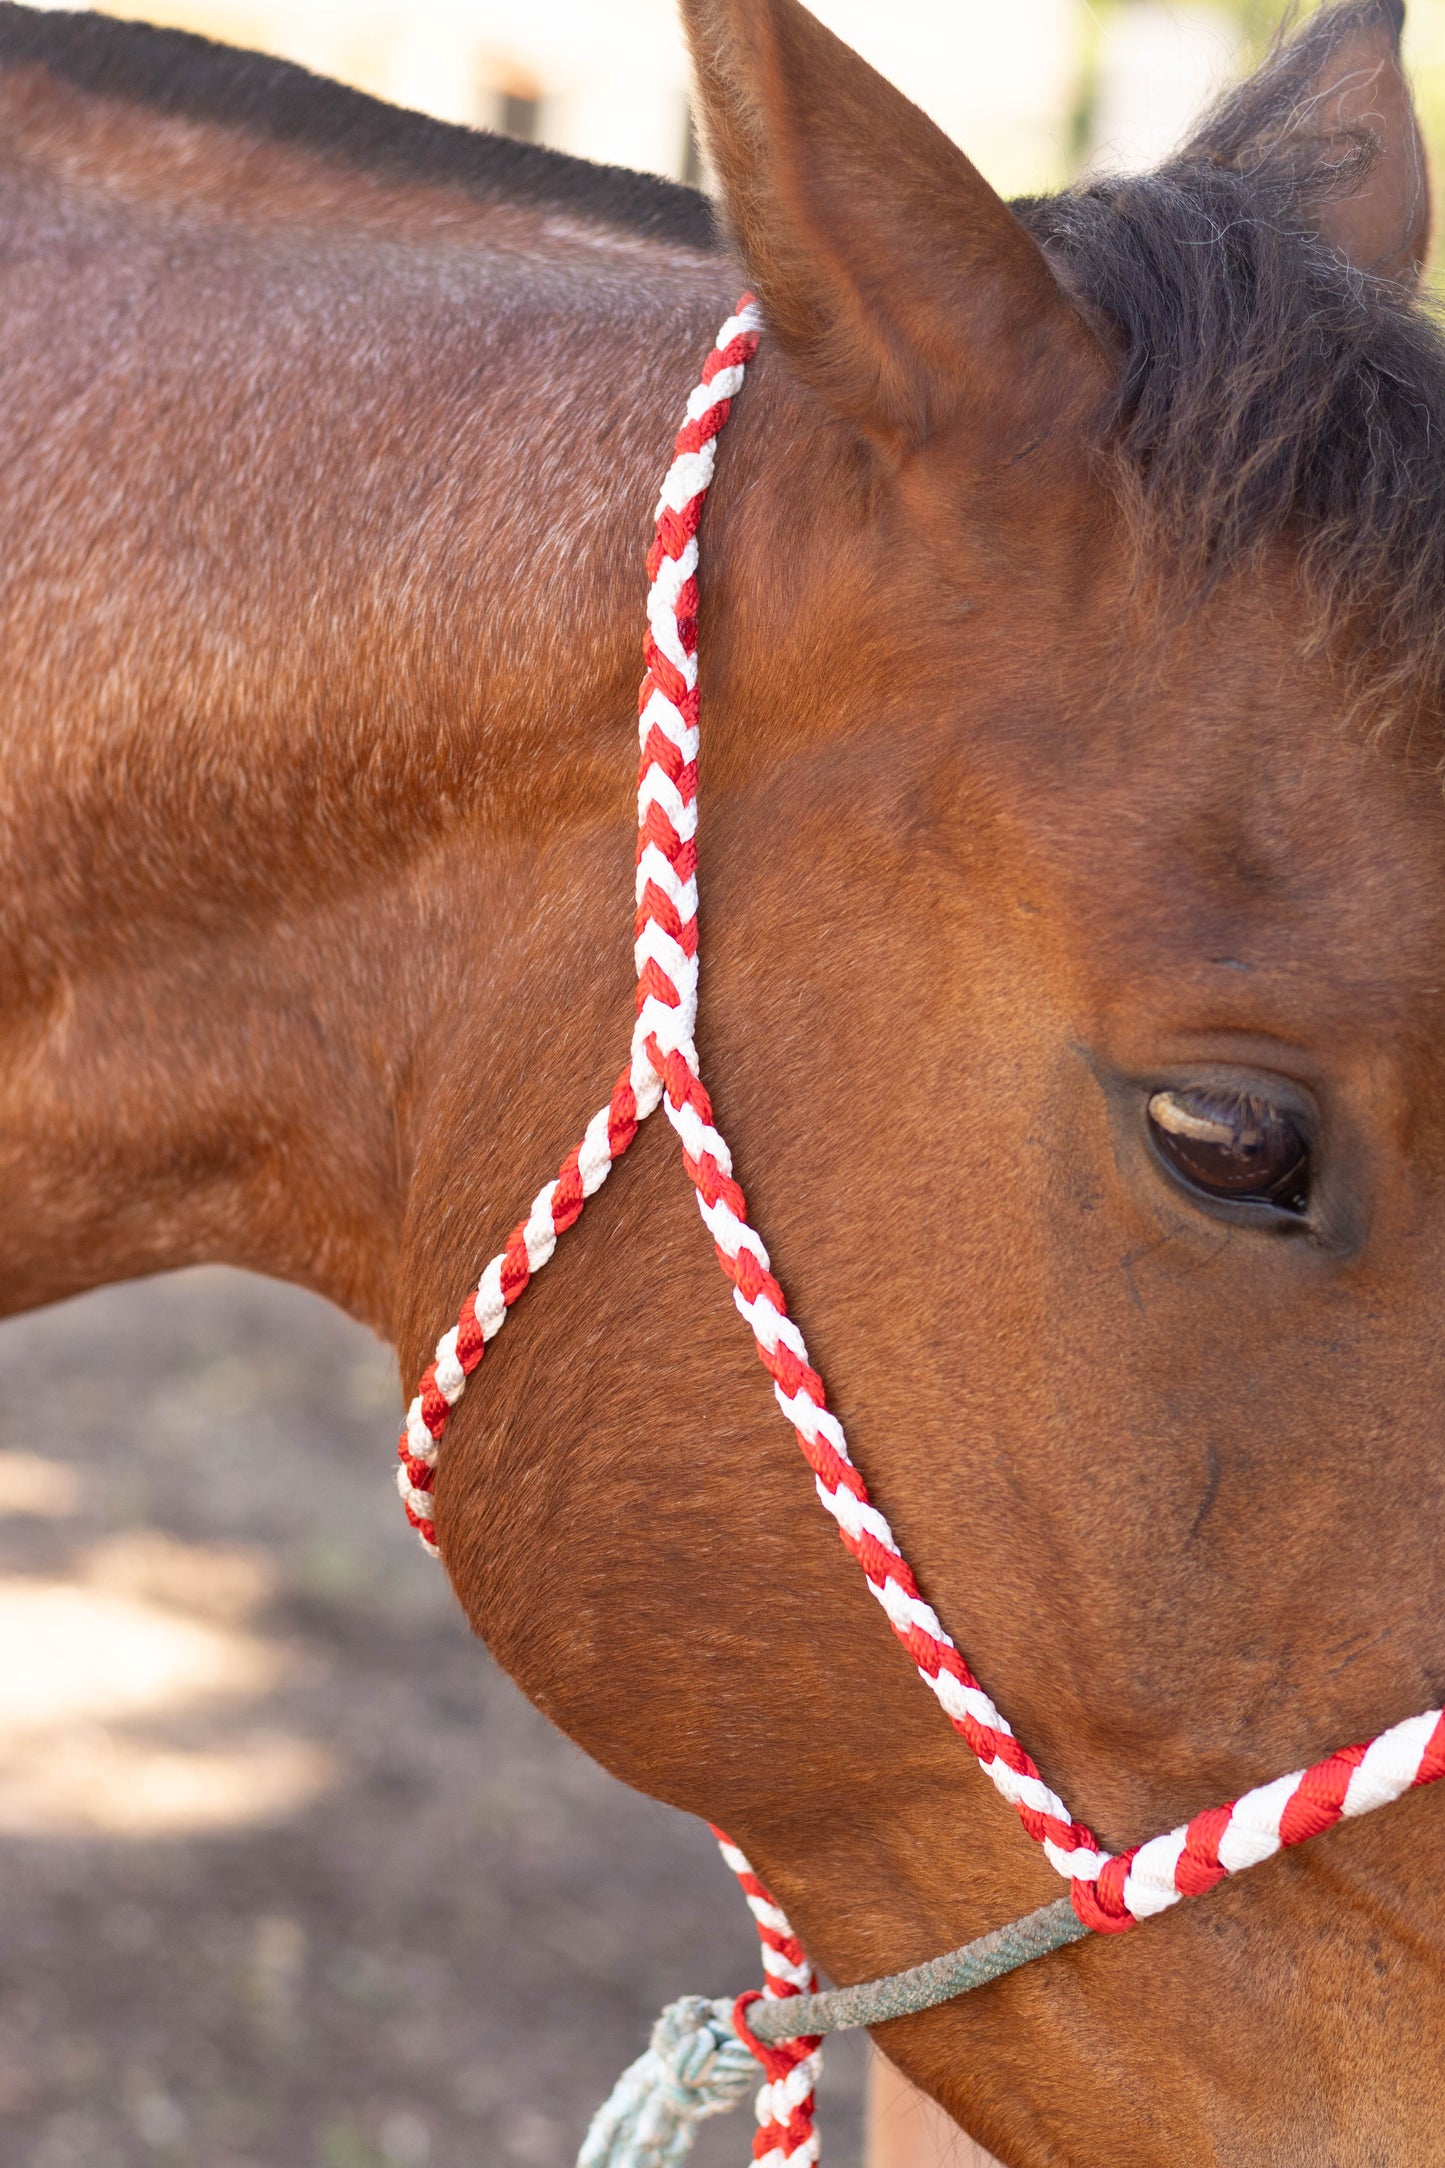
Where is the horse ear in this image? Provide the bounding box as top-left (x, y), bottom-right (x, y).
top-left (679, 0), bottom-right (1108, 462)
top-left (1189, 0), bottom-right (1430, 288)
top-left (1307, 0), bottom-right (1430, 282)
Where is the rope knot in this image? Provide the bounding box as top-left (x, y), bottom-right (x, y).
top-left (576, 1995), bottom-right (758, 2168)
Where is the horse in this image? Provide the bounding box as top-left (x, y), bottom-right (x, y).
top-left (2, 0), bottom-right (1444, 2158)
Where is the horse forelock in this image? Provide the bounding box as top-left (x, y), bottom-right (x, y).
top-left (1018, 100), bottom-right (1445, 725)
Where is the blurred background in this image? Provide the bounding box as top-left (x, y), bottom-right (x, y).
top-left (3, 2), bottom-right (1440, 2166)
top-left (0, 1275), bottom-right (818, 2168)
top-left (22, 0), bottom-right (1445, 223)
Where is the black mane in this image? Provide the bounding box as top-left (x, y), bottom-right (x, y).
top-left (0, 2), bottom-right (717, 249)
top-left (1017, 1), bottom-right (1445, 712)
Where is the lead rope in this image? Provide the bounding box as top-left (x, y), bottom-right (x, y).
top-left (575, 1836), bottom-right (825, 2168)
top-left (393, 300), bottom-right (1445, 2165)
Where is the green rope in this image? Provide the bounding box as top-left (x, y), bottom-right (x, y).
top-left (578, 1900), bottom-right (1090, 2166)
top-left (744, 1896), bottom-right (1090, 2044)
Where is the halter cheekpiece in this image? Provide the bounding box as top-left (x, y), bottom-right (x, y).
top-left (393, 300), bottom-right (1445, 2166)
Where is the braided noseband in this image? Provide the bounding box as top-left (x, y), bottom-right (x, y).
top-left (394, 302), bottom-right (1445, 2164)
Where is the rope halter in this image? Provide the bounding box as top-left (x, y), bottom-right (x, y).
top-left (392, 301), bottom-right (1445, 2166)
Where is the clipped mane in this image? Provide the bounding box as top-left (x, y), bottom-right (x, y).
top-left (0, 2), bottom-right (717, 249)
top-left (1017, 2), bottom-right (1445, 715)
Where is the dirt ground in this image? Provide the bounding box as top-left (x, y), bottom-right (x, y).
top-left (0, 1268), bottom-right (867, 2168)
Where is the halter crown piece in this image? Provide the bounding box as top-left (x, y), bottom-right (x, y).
top-left (395, 301), bottom-right (1445, 2165)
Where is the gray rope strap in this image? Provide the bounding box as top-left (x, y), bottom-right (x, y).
top-left (745, 1895), bottom-right (1089, 2043)
top-left (577, 1898), bottom-right (1090, 2167)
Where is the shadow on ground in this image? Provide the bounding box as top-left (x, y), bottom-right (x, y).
top-left (0, 1268), bottom-right (866, 2168)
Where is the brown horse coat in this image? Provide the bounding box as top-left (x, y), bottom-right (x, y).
top-left (2, 1), bottom-right (1445, 2158)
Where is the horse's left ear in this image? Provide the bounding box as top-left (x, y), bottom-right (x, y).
top-left (679, 0), bottom-right (1109, 463)
top-left (1191, 0), bottom-right (1430, 288)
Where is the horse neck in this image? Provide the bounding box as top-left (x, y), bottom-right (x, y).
top-left (0, 186), bottom-right (761, 1337)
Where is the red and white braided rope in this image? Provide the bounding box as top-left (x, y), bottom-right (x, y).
top-left (399, 298), bottom-right (1445, 2042)
top-left (715, 1832), bottom-right (823, 2168)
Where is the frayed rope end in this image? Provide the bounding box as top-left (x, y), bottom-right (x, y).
top-left (577, 1995), bottom-right (760, 2168)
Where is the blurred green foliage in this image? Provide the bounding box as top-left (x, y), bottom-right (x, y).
top-left (1069, 0), bottom-right (1445, 292)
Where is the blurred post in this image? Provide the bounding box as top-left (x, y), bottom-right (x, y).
top-left (866, 2051), bottom-right (1003, 2168)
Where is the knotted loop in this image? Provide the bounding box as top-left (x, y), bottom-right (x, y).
top-left (576, 1995), bottom-right (758, 2168)
top-left (730, 1991), bottom-right (820, 2083)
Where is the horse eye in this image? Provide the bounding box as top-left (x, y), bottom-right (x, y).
top-left (1146, 1088), bottom-right (1310, 1214)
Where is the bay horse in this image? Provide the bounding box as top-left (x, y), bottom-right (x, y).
top-left (2, 0), bottom-right (1445, 2159)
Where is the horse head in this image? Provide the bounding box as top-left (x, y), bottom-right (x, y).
top-left (434, 3), bottom-right (1445, 2158)
top-left (3, 0), bottom-right (1442, 2155)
